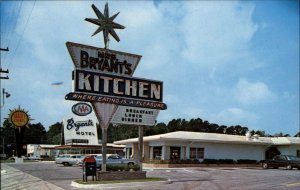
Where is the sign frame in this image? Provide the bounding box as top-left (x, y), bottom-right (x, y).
top-left (74, 69), bottom-right (163, 102)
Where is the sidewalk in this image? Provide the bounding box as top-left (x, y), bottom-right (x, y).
top-left (1, 163), bottom-right (169, 190)
top-left (1, 164), bottom-right (64, 190)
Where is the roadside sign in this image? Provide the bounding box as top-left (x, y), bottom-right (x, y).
top-left (65, 92), bottom-right (167, 110)
top-left (92, 102), bottom-right (118, 129)
top-left (112, 106), bottom-right (159, 126)
top-left (71, 102), bottom-right (93, 116)
top-left (66, 42), bottom-right (141, 76)
top-left (74, 69), bottom-right (163, 102)
top-left (62, 116), bottom-right (98, 145)
top-left (66, 41), bottom-right (144, 129)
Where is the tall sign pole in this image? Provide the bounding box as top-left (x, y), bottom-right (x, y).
top-left (7, 106), bottom-right (32, 163)
top-left (138, 125), bottom-right (143, 171)
top-left (85, 3), bottom-right (125, 172)
top-left (65, 3), bottom-right (167, 173)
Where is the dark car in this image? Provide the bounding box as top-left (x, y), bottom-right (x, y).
top-left (261, 155), bottom-right (300, 170)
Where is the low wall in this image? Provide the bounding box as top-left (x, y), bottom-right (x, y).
top-left (96, 171), bottom-right (146, 181)
top-left (143, 163), bottom-right (261, 168)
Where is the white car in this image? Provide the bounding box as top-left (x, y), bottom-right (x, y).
top-left (55, 154), bottom-right (83, 166)
top-left (27, 156), bottom-right (40, 160)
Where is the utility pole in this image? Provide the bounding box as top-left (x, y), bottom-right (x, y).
top-left (1, 47), bottom-right (10, 158)
top-left (0, 46), bottom-right (10, 80)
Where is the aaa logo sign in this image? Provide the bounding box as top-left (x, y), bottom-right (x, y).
top-left (72, 103), bottom-right (92, 116)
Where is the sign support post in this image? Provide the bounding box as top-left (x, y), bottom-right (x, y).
top-left (101, 127), bottom-right (107, 172)
top-left (138, 125), bottom-right (143, 171)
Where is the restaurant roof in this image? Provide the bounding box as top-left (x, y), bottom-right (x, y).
top-left (114, 131), bottom-right (300, 146)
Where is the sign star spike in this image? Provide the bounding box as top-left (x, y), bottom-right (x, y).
top-left (85, 3), bottom-right (125, 49)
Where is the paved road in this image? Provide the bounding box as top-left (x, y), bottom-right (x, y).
top-left (1, 162), bottom-right (300, 190)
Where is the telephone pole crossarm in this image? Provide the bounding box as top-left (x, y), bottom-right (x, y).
top-left (0, 47), bottom-right (9, 51)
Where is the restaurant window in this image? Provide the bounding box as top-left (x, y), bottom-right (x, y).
top-left (197, 148), bottom-right (204, 159)
top-left (170, 147), bottom-right (181, 160)
top-left (190, 148), bottom-right (197, 159)
top-left (153, 147), bottom-right (162, 160)
top-left (189, 147), bottom-right (204, 159)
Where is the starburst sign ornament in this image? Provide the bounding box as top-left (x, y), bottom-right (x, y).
top-left (8, 106), bottom-right (32, 128)
top-left (85, 3), bottom-right (125, 49)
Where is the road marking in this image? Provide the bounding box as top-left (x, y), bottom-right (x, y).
top-left (286, 182), bottom-right (300, 187)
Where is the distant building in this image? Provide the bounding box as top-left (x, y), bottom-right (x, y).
top-left (54, 143), bottom-right (125, 156)
top-left (27, 144), bottom-right (59, 159)
top-left (114, 131), bottom-right (300, 161)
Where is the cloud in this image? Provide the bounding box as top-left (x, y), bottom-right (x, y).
top-left (2, 1), bottom-right (298, 136)
top-left (210, 107), bottom-right (259, 127)
top-left (233, 78), bottom-right (277, 105)
top-left (180, 1), bottom-right (258, 68)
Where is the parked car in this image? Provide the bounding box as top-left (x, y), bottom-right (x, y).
top-left (27, 155), bottom-right (40, 160)
top-left (261, 155), bottom-right (300, 170)
top-left (55, 154), bottom-right (83, 166)
top-left (77, 155), bottom-right (102, 168)
top-left (77, 154), bottom-right (136, 168)
top-left (9, 156), bottom-right (28, 160)
top-left (106, 155), bottom-right (136, 166)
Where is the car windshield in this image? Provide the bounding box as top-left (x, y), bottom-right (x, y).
top-left (286, 156), bottom-right (300, 161)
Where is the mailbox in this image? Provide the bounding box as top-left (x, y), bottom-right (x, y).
top-left (82, 155), bottom-right (96, 181)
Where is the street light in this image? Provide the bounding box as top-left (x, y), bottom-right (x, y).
top-left (1, 88), bottom-right (10, 156)
top-left (2, 88), bottom-right (10, 106)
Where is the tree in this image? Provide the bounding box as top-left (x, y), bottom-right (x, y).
top-left (254, 130), bottom-right (266, 137)
top-left (1, 119), bottom-right (15, 144)
top-left (294, 131), bottom-right (300, 137)
top-left (225, 125), bottom-right (248, 135)
top-left (216, 125), bottom-right (227, 134)
top-left (46, 122), bottom-right (63, 144)
top-left (167, 119), bottom-right (182, 132)
top-left (153, 122), bottom-right (169, 135)
top-left (23, 123), bottom-right (47, 144)
top-left (209, 123), bottom-right (219, 133)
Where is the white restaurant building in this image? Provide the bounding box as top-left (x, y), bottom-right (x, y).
top-left (114, 131), bottom-right (300, 161)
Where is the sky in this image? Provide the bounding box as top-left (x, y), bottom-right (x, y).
top-left (0, 0), bottom-right (299, 135)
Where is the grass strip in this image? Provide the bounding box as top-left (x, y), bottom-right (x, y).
top-left (75, 177), bottom-right (167, 184)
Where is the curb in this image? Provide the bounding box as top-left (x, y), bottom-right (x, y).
top-left (71, 179), bottom-right (170, 189)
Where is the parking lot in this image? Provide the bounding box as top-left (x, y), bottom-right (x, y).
top-left (1, 162), bottom-right (300, 190)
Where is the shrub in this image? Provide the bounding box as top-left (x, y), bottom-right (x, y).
top-left (124, 165), bottom-right (130, 171)
top-left (132, 164), bottom-right (140, 171)
top-left (218, 159), bottom-right (236, 164)
top-left (237, 159), bottom-right (257, 164)
top-left (202, 159), bottom-right (219, 164)
top-left (145, 159), bottom-right (200, 164)
top-left (106, 165), bottom-right (124, 171)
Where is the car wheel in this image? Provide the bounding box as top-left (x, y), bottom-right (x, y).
top-left (286, 165), bottom-right (292, 170)
top-left (63, 162), bottom-right (69, 166)
top-left (262, 163), bottom-right (269, 169)
top-left (128, 162), bottom-right (134, 166)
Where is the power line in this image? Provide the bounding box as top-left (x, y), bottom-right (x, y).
top-left (2, 1), bottom-right (24, 65)
top-left (8, 0), bottom-right (36, 69)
